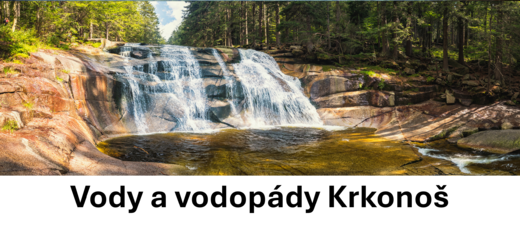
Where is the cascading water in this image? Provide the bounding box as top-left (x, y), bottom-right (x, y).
top-left (113, 45), bottom-right (322, 134)
top-left (158, 45), bottom-right (210, 132)
top-left (232, 49), bottom-right (322, 127)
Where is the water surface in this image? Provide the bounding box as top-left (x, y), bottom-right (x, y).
top-left (98, 127), bottom-right (520, 175)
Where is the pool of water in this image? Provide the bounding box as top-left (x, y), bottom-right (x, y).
top-left (97, 127), bottom-right (520, 175)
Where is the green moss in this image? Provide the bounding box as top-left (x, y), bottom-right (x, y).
top-left (322, 65), bottom-right (334, 72)
top-left (56, 76), bottom-right (63, 82)
top-left (3, 67), bottom-right (17, 74)
top-left (430, 126), bottom-right (461, 141)
top-left (23, 101), bottom-right (34, 110)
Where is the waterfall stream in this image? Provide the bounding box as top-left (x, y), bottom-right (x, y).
top-left (113, 45), bottom-right (322, 134)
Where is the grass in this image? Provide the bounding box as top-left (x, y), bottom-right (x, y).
top-left (3, 67), bottom-right (17, 74)
top-left (2, 120), bottom-right (18, 134)
top-left (56, 76), bottom-right (63, 82)
top-left (61, 69), bottom-right (70, 74)
top-left (426, 76), bottom-right (435, 83)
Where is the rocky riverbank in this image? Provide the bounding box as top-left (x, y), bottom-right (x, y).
top-left (1, 43), bottom-right (519, 175)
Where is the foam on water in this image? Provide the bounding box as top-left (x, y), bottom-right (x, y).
top-left (416, 146), bottom-right (513, 173)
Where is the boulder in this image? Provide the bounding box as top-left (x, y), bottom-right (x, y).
top-left (310, 76), bottom-right (363, 99)
top-left (404, 67), bottom-right (415, 75)
top-left (446, 90), bottom-right (456, 104)
top-left (457, 130), bottom-right (520, 154)
top-left (458, 98), bottom-right (473, 107)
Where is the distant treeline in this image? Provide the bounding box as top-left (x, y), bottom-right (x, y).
top-left (170, 1), bottom-right (520, 80)
top-left (0, 1), bottom-right (164, 44)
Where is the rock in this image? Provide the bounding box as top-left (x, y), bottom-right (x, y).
top-left (447, 74), bottom-right (453, 83)
top-left (512, 92), bottom-right (519, 101)
top-left (31, 52), bottom-right (58, 65)
top-left (446, 90), bottom-right (456, 104)
top-left (458, 98), bottom-right (473, 107)
top-left (289, 45), bottom-right (302, 50)
top-left (404, 67), bottom-right (415, 75)
top-left (462, 74), bottom-right (471, 80)
top-left (461, 127), bottom-right (479, 137)
top-left (462, 80), bottom-right (480, 86)
top-left (435, 78), bottom-right (445, 85)
top-left (502, 121), bottom-right (514, 130)
top-left (313, 90), bottom-right (395, 108)
top-left (291, 49), bottom-right (303, 56)
top-left (309, 76), bottom-right (363, 99)
top-left (0, 111), bottom-right (24, 129)
top-left (381, 60), bottom-right (399, 69)
top-left (505, 100), bottom-right (517, 106)
top-left (457, 130), bottom-right (520, 154)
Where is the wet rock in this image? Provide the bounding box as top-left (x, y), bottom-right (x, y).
top-left (129, 47), bottom-right (151, 59)
top-left (457, 130), bottom-right (520, 154)
top-left (207, 99), bottom-right (232, 122)
top-left (309, 76), bottom-right (363, 99)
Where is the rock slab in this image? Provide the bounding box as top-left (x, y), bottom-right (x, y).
top-left (457, 130), bottom-right (520, 154)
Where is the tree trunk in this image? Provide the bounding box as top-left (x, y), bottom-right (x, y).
top-left (381, 2), bottom-right (389, 56)
top-left (252, 3), bottom-right (256, 45)
top-left (305, 16), bottom-right (313, 53)
top-left (404, 2), bottom-right (412, 57)
top-left (89, 20), bottom-right (93, 39)
top-left (264, 2), bottom-right (267, 45)
top-left (443, 4), bottom-right (449, 73)
top-left (327, 2), bottom-right (331, 49)
top-left (258, 2), bottom-right (263, 45)
top-left (275, 2), bottom-right (280, 47)
top-left (392, 1), bottom-right (399, 61)
top-left (495, 1), bottom-right (503, 85)
top-left (105, 22), bottom-right (109, 40)
top-left (458, 7), bottom-right (464, 64)
top-left (488, 4), bottom-right (493, 87)
top-left (336, 1), bottom-right (340, 33)
top-left (11, 1), bottom-right (19, 32)
top-left (245, 1), bottom-right (248, 45)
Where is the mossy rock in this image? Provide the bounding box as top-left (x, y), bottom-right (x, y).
top-left (457, 130), bottom-right (520, 154)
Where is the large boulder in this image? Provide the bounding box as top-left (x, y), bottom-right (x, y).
top-left (310, 76), bottom-right (363, 99)
top-left (457, 130), bottom-right (520, 154)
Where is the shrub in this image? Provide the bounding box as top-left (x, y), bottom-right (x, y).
top-left (2, 120), bottom-right (18, 134)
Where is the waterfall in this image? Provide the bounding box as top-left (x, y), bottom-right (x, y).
top-left (112, 45), bottom-right (322, 134)
top-left (232, 49), bottom-right (322, 127)
top-left (159, 45), bottom-right (210, 132)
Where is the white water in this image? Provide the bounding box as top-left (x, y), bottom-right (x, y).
top-left (116, 45), bottom-right (323, 134)
top-left (232, 49), bottom-right (322, 127)
top-left (416, 146), bottom-right (515, 173)
top-left (159, 45), bottom-right (211, 132)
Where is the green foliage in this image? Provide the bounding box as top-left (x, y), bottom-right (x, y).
top-left (360, 70), bottom-right (377, 77)
top-left (3, 67), bottom-right (17, 74)
top-left (426, 76), bottom-right (435, 83)
top-left (378, 79), bottom-right (385, 90)
top-left (0, 25), bottom-right (41, 58)
top-left (56, 76), bottom-right (63, 82)
top-left (2, 120), bottom-right (19, 134)
top-left (23, 101), bottom-right (34, 110)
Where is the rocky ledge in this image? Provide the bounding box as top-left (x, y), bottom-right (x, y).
top-left (0, 46), bottom-right (192, 175)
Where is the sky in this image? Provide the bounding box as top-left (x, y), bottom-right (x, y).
top-left (150, 1), bottom-right (189, 41)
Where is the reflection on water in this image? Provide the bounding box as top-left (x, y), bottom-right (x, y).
top-left (97, 127), bottom-right (520, 175)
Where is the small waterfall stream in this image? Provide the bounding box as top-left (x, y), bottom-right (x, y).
top-left (113, 45), bottom-right (322, 134)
